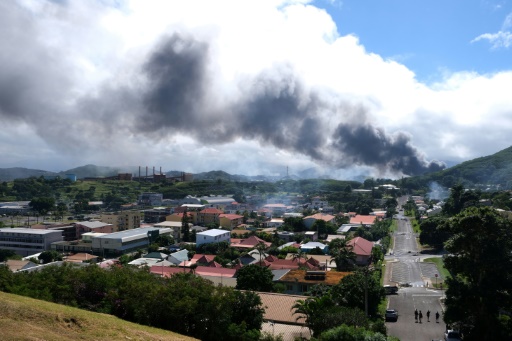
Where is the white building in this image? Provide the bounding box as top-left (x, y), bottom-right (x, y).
top-left (196, 229), bottom-right (231, 248)
top-left (0, 228), bottom-right (63, 256)
top-left (91, 227), bottom-right (171, 256)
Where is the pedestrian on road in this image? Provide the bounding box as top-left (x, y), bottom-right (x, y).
top-left (427, 310), bottom-right (430, 322)
top-left (414, 309), bottom-right (418, 323)
top-left (435, 311), bottom-right (440, 323)
top-left (419, 310), bottom-right (423, 323)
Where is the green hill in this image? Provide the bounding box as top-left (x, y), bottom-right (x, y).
top-left (0, 291), bottom-right (197, 341)
top-left (435, 146), bottom-right (512, 185)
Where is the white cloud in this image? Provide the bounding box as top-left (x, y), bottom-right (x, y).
top-left (472, 12), bottom-right (512, 49)
top-left (472, 31), bottom-right (512, 49)
top-left (1, 0), bottom-right (512, 178)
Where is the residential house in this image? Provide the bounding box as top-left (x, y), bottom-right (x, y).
top-left (304, 231), bottom-right (318, 241)
top-left (166, 212), bottom-right (195, 225)
top-left (219, 213), bottom-right (244, 230)
top-left (265, 218), bottom-right (284, 228)
top-left (64, 253), bottom-right (98, 263)
top-left (276, 269), bottom-right (350, 295)
top-left (100, 210), bottom-right (141, 231)
top-left (260, 255), bottom-right (321, 270)
top-left (197, 208), bottom-right (224, 226)
top-left (167, 249), bottom-right (189, 266)
top-left (277, 231), bottom-right (296, 243)
top-left (300, 241), bottom-right (328, 254)
top-left (153, 221), bottom-right (185, 241)
top-left (302, 213), bottom-right (336, 229)
top-left (285, 253), bottom-right (334, 270)
top-left (150, 265), bottom-right (237, 287)
top-left (230, 235), bottom-right (271, 250)
top-left (349, 214), bottom-right (378, 226)
top-left (195, 229), bottom-right (230, 248)
top-left (258, 292), bottom-right (311, 341)
top-left (347, 236), bottom-right (374, 265)
top-left (3, 259), bottom-right (38, 272)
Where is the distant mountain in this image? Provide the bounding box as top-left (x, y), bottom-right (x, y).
top-left (3, 145), bottom-right (512, 185)
top-left (57, 164), bottom-right (137, 179)
top-left (423, 145), bottom-right (512, 186)
top-left (0, 167), bottom-right (58, 181)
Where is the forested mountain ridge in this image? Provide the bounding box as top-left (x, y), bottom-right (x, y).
top-left (414, 145), bottom-right (512, 188)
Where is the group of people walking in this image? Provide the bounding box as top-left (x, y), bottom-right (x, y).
top-left (414, 309), bottom-right (440, 323)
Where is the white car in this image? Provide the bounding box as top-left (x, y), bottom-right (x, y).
top-left (444, 330), bottom-right (462, 341)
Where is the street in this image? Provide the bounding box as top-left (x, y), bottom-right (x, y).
top-left (384, 204), bottom-right (446, 340)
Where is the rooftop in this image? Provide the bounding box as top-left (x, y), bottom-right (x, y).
top-left (279, 269), bottom-right (350, 286)
top-left (197, 229), bottom-right (229, 237)
top-left (93, 227), bottom-right (170, 240)
top-left (0, 228), bottom-right (63, 235)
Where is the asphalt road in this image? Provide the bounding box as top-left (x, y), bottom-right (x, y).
top-left (386, 287), bottom-right (446, 341)
top-left (385, 204), bottom-right (447, 340)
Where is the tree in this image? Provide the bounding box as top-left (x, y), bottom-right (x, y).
top-left (318, 324), bottom-right (399, 341)
top-left (181, 209), bottom-right (190, 242)
top-left (292, 295), bottom-right (369, 336)
top-left (419, 217), bottom-right (449, 250)
top-left (38, 250), bottom-right (63, 264)
top-left (442, 184), bottom-right (480, 216)
top-left (0, 249), bottom-right (20, 262)
top-left (29, 197), bottom-right (55, 215)
top-left (442, 206), bottom-right (512, 339)
top-left (235, 264), bottom-right (274, 292)
top-left (255, 242), bottom-right (267, 266)
top-left (329, 238), bottom-right (356, 271)
top-left (330, 268), bottom-right (385, 316)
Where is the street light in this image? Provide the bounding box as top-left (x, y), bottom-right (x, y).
top-left (363, 265), bottom-right (375, 317)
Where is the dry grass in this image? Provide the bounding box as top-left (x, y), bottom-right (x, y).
top-left (0, 291), bottom-right (198, 341)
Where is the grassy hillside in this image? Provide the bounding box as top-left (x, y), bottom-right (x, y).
top-left (435, 145), bottom-right (512, 185)
top-left (0, 291), bottom-right (197, 341)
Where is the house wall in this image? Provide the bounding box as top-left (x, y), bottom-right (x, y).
top-left (100, 211), bottom-right (141, 231)
top-left (196, 230), bottom-right (230, 247)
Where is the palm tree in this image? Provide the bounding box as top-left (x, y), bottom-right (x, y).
top-left (292, 249), bottom-right (307, 268)
top-left (329, 238), bottom-right (356, 271)
top-left (255, 242), bottom-right (267, 266)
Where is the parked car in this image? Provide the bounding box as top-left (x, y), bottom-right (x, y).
top-left (444, 330), bottom-right (462, 341)
top-left (384, 285), bottom-right (399, 294)
top-left (385, 309), bottom-right (398, 322)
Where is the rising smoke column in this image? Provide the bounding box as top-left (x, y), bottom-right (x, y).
top-left (139, 34), bottom-right (444, 176)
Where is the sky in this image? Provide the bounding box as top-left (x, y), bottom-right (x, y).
top-left (1, 0), bottom-right (512, 179)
